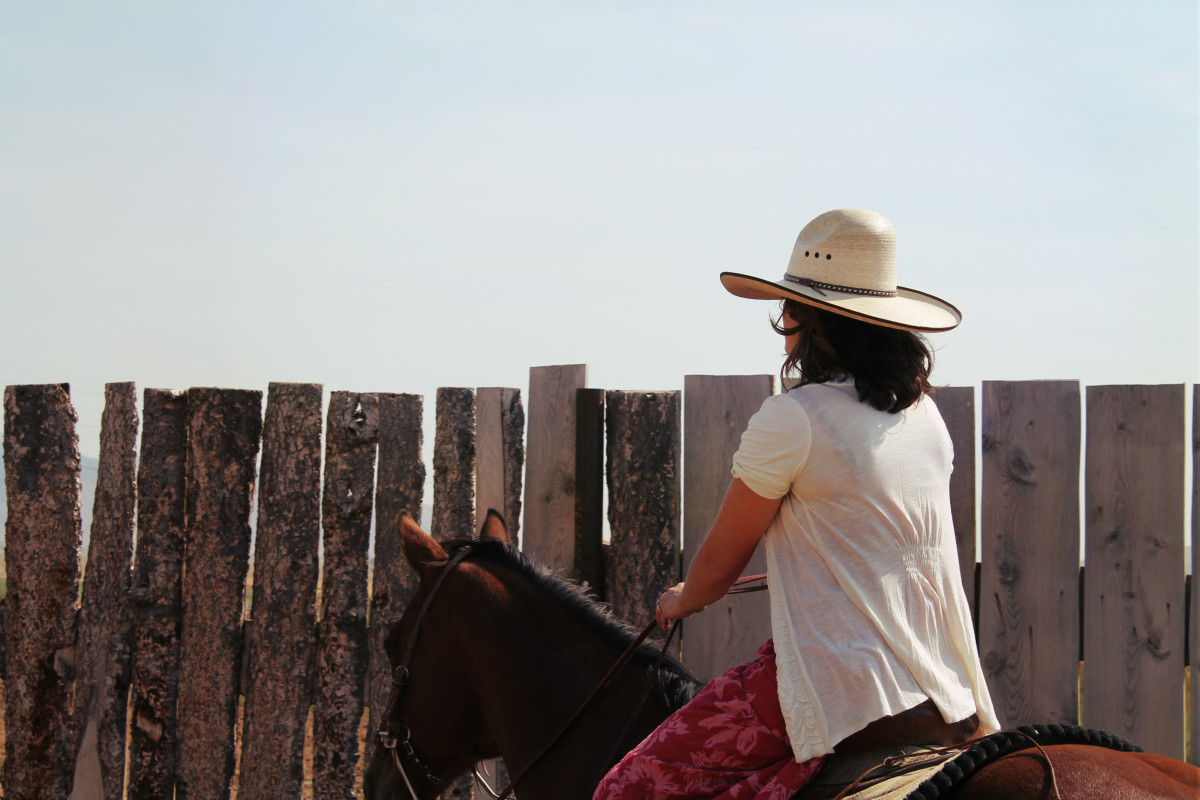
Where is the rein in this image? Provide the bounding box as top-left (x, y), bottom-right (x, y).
top-left (375, 547), bottom-right (767, 799)
top-left (376, 545), bottom-right (475, 798)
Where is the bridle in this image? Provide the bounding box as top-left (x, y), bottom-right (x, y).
top-left (374, 542), bottom-right (767, 799)
top-left (375, 544), bottom-right (474, 798)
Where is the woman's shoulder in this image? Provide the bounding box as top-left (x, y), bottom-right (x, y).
top-left (778, 380), bottom-right (858, 410)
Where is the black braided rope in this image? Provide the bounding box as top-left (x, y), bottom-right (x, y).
top-left (906, 724), bottom-right (1142, 800)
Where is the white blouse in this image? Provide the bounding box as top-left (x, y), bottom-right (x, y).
top-left (731, 382), bottom-right (999, 763)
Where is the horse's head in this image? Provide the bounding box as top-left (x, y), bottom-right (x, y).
top-left (364, 510), bottom-right (511, 800)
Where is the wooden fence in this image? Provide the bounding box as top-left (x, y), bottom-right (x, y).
top-left (1, 372), bottom-right (1196, 799)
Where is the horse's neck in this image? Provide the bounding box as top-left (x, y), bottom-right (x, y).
top-left (474, 571), bottom-right (677, 799)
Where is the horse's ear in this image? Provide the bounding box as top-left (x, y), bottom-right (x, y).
top-left (399, 512), bottom-right (449, 570)
top-left (479, 508), bottom-right (509, 545)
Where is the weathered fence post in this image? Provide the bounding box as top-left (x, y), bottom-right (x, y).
top-left (2, 383), bottom-right (82, 800)
top-left (432, 387), bottom-right (477, 800)
top-left (606, 391), bottom-right (681, 635)
top-left (127, 389), bottom-right (188, 799)
top-left (1083, 384), bottom-right (1186, 759)
top-left (475, 387), bottom-right (524, 543)
top-left (175, 387), bottom-right (263, 800)
top-left (931, 386), bottom-right (978, 619)
top-left (525, 365), bottom-right (587, 575)
top-left (70, 382), bottom-right (138, 800)
top-left (1191, 384), bottom-right (1199, 766)
top-left (434, 387), bottom-right (477, 539)
top-left (240, 383), bottom-right (324, 800)
top-left (368, 393), bottom-right (426, 741)
top-left (314, 391), bottom-right (380, 800)
top-left (979, 380), bottom-right (1081, 729)
top-left (473, 387), bottom-right (526, 794)
top-left (681, 375), bottom-right (773, 681)
top-left (575, 388), bottom-right (605, 598)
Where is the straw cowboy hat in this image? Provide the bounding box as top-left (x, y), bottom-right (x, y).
top-left (721, 209), bottom-right (961, 332)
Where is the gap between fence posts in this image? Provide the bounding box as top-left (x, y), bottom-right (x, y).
top-left (70, 382), bottom-right (137, 800)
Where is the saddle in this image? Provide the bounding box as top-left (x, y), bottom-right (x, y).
top-left (790, 701), bottom-right (979, 800)
top-left (793, 723), bottom-right (1144, 800)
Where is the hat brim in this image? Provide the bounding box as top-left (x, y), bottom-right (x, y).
top-left (720, 272), bottom-right (961, 332)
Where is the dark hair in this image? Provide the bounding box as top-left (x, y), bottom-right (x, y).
top-left (772, 299), bottom-right (934, 413)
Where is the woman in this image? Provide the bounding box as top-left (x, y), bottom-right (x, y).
top-left (595, 209), bottom-right (999, 800)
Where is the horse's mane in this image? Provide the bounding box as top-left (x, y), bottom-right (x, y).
top-left (446, 539), bottom-right (702, 710)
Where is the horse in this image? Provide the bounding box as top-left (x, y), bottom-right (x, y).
top-left (364, 512), bottom-right (1200, 800)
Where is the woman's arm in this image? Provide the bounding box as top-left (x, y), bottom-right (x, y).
top-left (655, 477), bottom-right (782, 630)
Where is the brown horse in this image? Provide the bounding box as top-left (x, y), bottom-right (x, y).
top-left (364, 513), bottom-right (1200, 800)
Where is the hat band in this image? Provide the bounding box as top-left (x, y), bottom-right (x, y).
top-left (784, 274), bottom-right (897, 298)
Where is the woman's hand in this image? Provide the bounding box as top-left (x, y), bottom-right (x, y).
top-left (655, 583), bottom-right (701, 631)
top-left (654, 479), bottom-right (781, 632)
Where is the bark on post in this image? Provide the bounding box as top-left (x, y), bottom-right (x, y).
top-left (127, 389), bottom-right (188, 799)
top-left (175, 388), bottom-right (263, 800)
top-left (70, 382), bottom-right (138, 800)
top-left (431, 387), bottom-right (477, 800)
top-left (433, 387), bottom-right (477, 539)
top-left (368, 393), bottom-right (425, 740)
top-left (2, 383), bottom-right (82, 800)
top-left (239, 383), bottom-right (324, 800)
top-left (314, 392), bottom-right (380, 800)
top-left (605, 391), bottom-right (681, 637)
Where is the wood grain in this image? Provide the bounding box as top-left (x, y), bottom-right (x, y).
top-left (523, 365), bottom-right (587, 574)
top-left (681, 374), bottom-right (773, 682)
top-left (475, 387), bottom-right (524, 542)
top-left (978, 380), bottom-right (1081, 728)
top-left (1083, 384), bottom-right (1185, 759)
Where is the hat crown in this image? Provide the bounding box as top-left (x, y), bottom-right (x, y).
top-left (786, 209), bottom-right (896, 293)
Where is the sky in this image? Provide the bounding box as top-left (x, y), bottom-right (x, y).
top-left (1, 0), bottom-right (1196, 461)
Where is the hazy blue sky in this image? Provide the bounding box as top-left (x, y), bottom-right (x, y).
top-left (2, 1), bottom-right (1196, 458)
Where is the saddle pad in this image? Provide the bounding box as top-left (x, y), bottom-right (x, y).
top-left (800, 748), bottom-right (959, 800)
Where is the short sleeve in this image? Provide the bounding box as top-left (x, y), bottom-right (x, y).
top-left (731, 393), bottom-right (812, 500)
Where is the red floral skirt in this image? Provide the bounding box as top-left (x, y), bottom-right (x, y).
top-left (594, 640), bottom-right (825, 799)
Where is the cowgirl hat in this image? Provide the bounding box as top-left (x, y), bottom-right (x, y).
top-left (721, 209), bottom-right (961, 331)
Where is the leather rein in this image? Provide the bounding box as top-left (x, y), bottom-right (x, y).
top-left (374, 542), bottom-right (767, 799)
